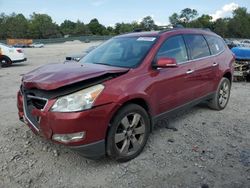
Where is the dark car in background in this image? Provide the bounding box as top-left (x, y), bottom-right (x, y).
top-left (13, 43), bottom-right (30, 48)
top-left (17, 28), bottom-right (234, 162)
top-left (224, 39), bottom-right (238, 49)
top-left (65, 46), bottom-right (97, 62)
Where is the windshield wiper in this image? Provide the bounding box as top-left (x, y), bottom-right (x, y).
top-left (93, 62), bottom-right (115, 67)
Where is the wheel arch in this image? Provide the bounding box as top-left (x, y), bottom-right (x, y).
top-left (105, 97), bottom-right (153, 159)
top-left (0, 55), bottom-right (12, 67)
top-left (105, 97), bottom-right (153, 151)
top-left (110, 97), bottom-right (153, 130)
top-left (223, 71), bottom-right (232, 83)
top-left (0, 55), bottom-right (11, 61)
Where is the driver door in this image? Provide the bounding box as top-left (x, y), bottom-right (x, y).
top-left (149, 35), bottom-right (198, 115)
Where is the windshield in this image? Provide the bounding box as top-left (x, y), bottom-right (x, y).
top-left (80, 37), bottom-right (157, 68)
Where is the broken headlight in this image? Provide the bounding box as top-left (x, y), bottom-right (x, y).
top-left (51, 84), bottom-right (104, 112)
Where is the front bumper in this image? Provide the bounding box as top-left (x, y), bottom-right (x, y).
top-left (17, 90), bottom-right (119, 159)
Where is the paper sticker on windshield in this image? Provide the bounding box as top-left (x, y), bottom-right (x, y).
top-left (137, 37), bottom-right (156, 42)
top-left (215, 44), bottom-right (219, 51)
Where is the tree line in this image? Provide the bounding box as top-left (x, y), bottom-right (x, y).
top-left (0, 6), bottom-right (249, 40)
top-left (169, 7), bottom-right (250, 38)
top-left (0, 13), bottom-right (155, 39)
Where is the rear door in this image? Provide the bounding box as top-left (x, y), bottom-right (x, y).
top-left (183, 34), bottom-right (215, 98)
top-left (150, 35), bottom-right (198, 115)
top-left (204, 35), bottom-right (226, 89)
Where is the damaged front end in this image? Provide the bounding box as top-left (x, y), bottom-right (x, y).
top-left (231, 47), bottom-right (250, 81)
top-left (234, 60), bottom-right (250, 81)
top-left (17, 62), bottom-right (129, 149)
top-left (19, 72), bottom-right (124, 131)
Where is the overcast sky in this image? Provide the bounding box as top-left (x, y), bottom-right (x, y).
top-left (0, 0), bottom-right (249, 26)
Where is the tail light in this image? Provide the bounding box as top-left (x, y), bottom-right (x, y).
top-left (17, 49), bottom-right (23, 53)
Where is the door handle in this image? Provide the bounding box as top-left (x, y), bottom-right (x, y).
top-left (186, 69), bottom-right (194, 74)
top-left (212, 62), bottom-right (218, 67)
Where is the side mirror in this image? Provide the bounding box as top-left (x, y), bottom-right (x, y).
top-left (155, 57), bottom-right (178, 68)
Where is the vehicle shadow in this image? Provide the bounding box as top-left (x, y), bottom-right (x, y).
top-left (16, 102), bottom-right (212, 168)
top-left (0, 64), bottom-right (29, 69)
top-left (11, 63), bottom-right (29, 68)
top-left (152, 102), bottom-right (210, 132)
top-left (63, 102), bottom-right (212, 166)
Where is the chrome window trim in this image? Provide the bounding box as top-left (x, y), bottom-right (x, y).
top-left (177, 48), bottom-right (225, 65)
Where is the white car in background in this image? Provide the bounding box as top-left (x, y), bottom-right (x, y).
top-left (30, 43), bottom-right (44, 48)
top-left (0, 43), bottom-right (27, 67)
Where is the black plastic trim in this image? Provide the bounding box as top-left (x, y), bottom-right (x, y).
top-left (69, 140), bottom-right (105, 160)
top-left (13, 58), bottom-right (27, 63)
top-left (152, 92), bottom-right (215, 124)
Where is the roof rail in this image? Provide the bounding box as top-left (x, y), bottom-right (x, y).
top-left (158, 25), bottom-right (171, 30)
top-left (202, 28), bottom-right (211, 31)
top-left (158, 24), bottom-right (185, 34)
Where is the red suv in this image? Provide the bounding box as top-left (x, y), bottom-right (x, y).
top-left (17, 28), bottom-right (234, 162)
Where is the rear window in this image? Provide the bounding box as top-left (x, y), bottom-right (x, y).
top-left (205, 35), bottom-right (225, 55)
top-left (184, 35), bottom-right (210, 60)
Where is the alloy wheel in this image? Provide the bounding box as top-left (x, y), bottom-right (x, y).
top-left (218, 81), bottom-right (230, 108)
top-left (114, 113), bottom-right (146, 156)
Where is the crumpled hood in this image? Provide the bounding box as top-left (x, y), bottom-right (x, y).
top-left (22, 63), bottom-right (129, 90)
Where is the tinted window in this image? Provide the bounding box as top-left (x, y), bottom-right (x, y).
top-left (184, 35), bottom-right (210, 60)
top-left (205, 35), bottom-right (225, 55)
top-left (156, 35), bottom-right (188, 63)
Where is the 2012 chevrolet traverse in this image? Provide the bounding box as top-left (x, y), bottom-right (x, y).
top-left (17, 28), bottom-right (234, 162)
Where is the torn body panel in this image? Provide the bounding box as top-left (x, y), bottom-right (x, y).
top-left (22, 63), bottom-right (129, 90)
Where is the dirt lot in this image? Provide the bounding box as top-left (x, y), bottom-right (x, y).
top-left (0, 41), bottom-right (249, 188)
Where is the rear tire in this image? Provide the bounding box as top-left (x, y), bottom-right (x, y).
top-left (0, 56), bottom-right (12, 67)
top-left (107, 104), bottom-right (150, 162)
top-left (208, 77), bottom-right (231, 110)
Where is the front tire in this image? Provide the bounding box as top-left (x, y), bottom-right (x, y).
top-left (107, 104), bottom-right (150, 162)
top-left (208, 77), bottom-right (231, 110)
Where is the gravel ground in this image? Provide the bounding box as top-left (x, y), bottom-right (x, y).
top-left (0, 41), bottom-right (249, 188)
